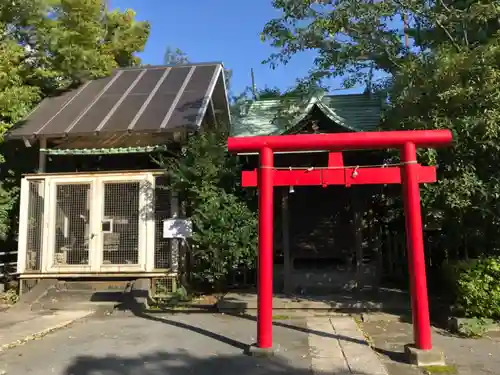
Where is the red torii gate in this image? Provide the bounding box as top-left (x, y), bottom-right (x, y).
top-left (227, 129), bottom-right (453, 354)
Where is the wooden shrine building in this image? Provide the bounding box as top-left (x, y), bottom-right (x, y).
top-left (231, 92), bottom-right (384, 294)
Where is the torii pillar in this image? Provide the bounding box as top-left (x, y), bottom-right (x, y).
top-left (228, 130), bottom-right (452, 365)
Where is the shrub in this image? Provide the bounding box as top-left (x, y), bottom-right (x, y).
top-left (441, 259), bottom-right (478, 301)
top-left (188, 186), bottom-right (257, 287)
top-left (153, 127), bottom-right (257, 291)
top-left (455, 256), bottom-right (500, 319)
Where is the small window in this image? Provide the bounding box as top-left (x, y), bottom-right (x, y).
top-left (102, 219), bottom-right (113, 233)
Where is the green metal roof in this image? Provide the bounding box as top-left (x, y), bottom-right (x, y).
top-left (231, 92), bottom-right (382, 137)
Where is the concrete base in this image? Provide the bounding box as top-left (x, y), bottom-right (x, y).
top-left (120, 278), bottom-right (152, 312)
top-left (404, 344), bottom-right (446, 367)
top-left (217, 291), bottom-right (411, 314)
top-left (131, 278), bottom-right (151, 310)
top-left (10, 279), bottom-right (57, 313)
top-left (245, 343), bottom-right (276, 357)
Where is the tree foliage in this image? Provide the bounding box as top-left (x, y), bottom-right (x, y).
top-left (164, 47), bottom-right (190, 65)
top-left (156, 47), bottom-right (257, 289)
top-left (154, 128), bottom-right (257, 290)
top-left (0, 0), bottom-right (149, 239)
top-left (163, 46), bottom-right (234, 94)
top-left (262, 0), bottom-right (500, 256)
top-left (455, 257), bottom-right (500, 319)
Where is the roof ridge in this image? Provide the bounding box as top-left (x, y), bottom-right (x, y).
top-left (247, 92), bottom-right (379, 103)
top-left (117, 62), bottom-right (224, 71)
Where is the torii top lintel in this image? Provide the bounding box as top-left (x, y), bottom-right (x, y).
top-left (227, 129), bottom-right (453, 153)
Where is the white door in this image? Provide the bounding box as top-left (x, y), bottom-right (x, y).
top-left (45, 176), bottom-right (149, 273)
top-left (46, 177), bottom-right (97, 273)
top-left (96, 176), bottom-right (147, 272)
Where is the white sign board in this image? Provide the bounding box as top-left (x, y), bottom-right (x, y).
top-left (163, 219), bottom-right (193, 239)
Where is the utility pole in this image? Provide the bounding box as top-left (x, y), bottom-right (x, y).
top-left (101, 0), bottom-right (109, 29)
top-left (101, 0), bottom-right (110, 14)
top-left (251, 68), bottom-right (259, 100)
top-left (403, 13), bottom-right (409, 48)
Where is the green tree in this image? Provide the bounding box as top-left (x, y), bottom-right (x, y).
top-left (105, 9), bottom-right (150, 67)
top-left (261, 0), bottom-right (500, 258)
top-left (156, 47), bottom-right (257, 290)
top-left (164, 47), bottom-right (190, 65)
top-left (33, 0), bottom-right (149, 86)
top-left (163, 46), bottom-right (234, 93)
top-left (154, 127), bottom-right (257, 291)
top-left (0, 0), bottom-right (149, 240)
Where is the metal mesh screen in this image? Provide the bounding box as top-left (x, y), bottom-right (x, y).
top-left (53, 183), bottom-right (91, 266)
top-left (102, 182), bottom-right (140, 265)
top-left (154, 176), bottom-right (171, 269)
top-left (26, 180), bottom-right (44, 272)
top-left (152, 276), bottom-right (176, 297)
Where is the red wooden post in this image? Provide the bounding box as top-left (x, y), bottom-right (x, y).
top-left (258, 146), bottom-right (274, 349)
top-left (401, 171), bottom-right (418, 342)
top-left (328, 152), bottom-right (344, 167)
top-left (401, 142), bottom-right (432, 350)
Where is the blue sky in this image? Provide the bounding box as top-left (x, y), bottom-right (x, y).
top-left (110, 0), bottom-right (367, 96)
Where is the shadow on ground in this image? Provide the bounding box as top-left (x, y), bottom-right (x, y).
top-left (128, 307), bottom-right (370, 348)
top-left (63, 351), bottom-right (370, 375)
top-left (113, 289), bottom-right (418, 373)
top-left (261, 290), bottom-right (447, 328)
top-left (159, 287), bottom-right (451, 329)
top-left (133, 310), bottom-right (412, 367)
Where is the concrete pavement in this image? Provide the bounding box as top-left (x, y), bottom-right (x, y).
top-left (0, 309), bottom-right (94, 352)
top-left (307, 317), bottom-right (387, 375)
top-left (361, 315), bottom-right (500, 375)
top-left (0, 311), bottom-right (389, 375)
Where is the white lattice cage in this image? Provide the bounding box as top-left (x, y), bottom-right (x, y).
top-left (17, 171), bottom-right (179, 275)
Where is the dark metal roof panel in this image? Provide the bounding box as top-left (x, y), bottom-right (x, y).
top-left (37, 76), bottom-right (114, 136)
top-left (183, 65), bottom-right (217, 92)
top-left (18, 89), bottom-right (80, 136)
top-left (70, 95), bottom-right (118, 133)
top-left (69, 70), bottom-right (143, 133)
top-left (156, 67), bottom-right (191, 94)
top-left (130, 68), bottom-right (166, 94)
top-left (166, 65), bottom-right (218, 129)
top-left (132, 93), bottom-right (177, 131)
top-left (169, 91), bottom-right (204, 129)
top-left (7, 63), bottom-right (223, 139)
top-left (132, 66), bottom-right (193, 131)
top-left (104, 93), bottom-right (149, 131)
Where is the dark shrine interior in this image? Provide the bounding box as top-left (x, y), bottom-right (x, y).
top-left (238, 108), bottom-right (387, 270)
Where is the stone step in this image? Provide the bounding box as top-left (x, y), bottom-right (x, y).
top-left (43, 289), bottom-right (125, 303)
top-left (31, 300), bottom-right (117, 313)
top-left (15, 278), bottom-right (149, 314)
top-left (217, 292), bottom-right (411, 313)
top-left (54, 280), bottom-right (130, 292)
top-left (33, 289), bottom-right (124, 312)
